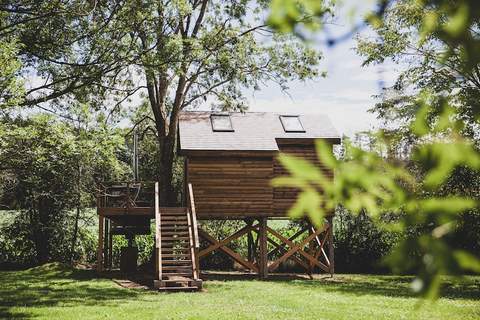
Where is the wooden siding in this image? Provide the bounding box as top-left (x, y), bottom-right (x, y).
top-left (273, 143), bottom-right (333, 216)
top-left (187, 157), bottom-right (274, 218)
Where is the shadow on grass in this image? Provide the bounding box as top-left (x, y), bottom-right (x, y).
top-left (0, 263), bottom-right (144, 319)
top-left (203, 271), bottom-right (480, 301)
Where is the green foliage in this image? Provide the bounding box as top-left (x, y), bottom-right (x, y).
top-left (0, 38), bottom-right (23, 109)
top-left (1, 0), bottom-right (326, 203)
top-left (0, 115), bottom-right (129, 266)
top-left (268, 0), bottom-right (331, 34)
top-left (270, 0), bottom-right (480, 299)
top-left (334, 208), bottom-right (401, 274)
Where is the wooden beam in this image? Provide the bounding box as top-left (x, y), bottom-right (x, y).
top-left (108, 220), bottom-right (113, 269)
top-left (265, 234), bottom-right (310, 272)
top-left (96, 215), bottom-right (104, 273)
top-left (103, 219), bottom-right (110, 270)
top-left (198, 224), bottom-right (254, 257)
top-left (98, 207), bottom-right (154, 216)
top-left (327, 216), bottom-right (334, 277)
top-left (267, 227), bottom-right (307, 258)
top-left (311, 225), bottom-right (330, 267)
top-left (267, 225), bottom-right (329, 273)
top-left (155, 182), bottom-right (162, 281)
top-left (198, 227), bottom-right (259, 273)
top-left (259, 218), bottom-right (268, 279)
top-left (186, 208), bottom-right (199, 280)
top-left (188, 183), bottom-right (201, 279)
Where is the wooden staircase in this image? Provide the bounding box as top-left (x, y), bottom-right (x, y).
top-left (154, 183), bottom-right (202, 292)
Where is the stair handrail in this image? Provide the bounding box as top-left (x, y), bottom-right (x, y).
top-left (188, 183), bottom-right (200, 250)
top-left (187, 183), bottom-right (200, 280)
top-left (154, 182), bottom-right (162, 281)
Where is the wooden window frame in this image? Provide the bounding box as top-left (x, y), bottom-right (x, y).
top-left (210, 114), bottom-right (234, 132)
top-left (279, 115), bottom-right (306, 133)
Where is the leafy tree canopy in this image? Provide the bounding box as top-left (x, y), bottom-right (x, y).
top-left (0, 0), bottom-right (326, 203)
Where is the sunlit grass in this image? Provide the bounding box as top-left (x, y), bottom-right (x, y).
top-left (0, 263), bottom-right (479, 319)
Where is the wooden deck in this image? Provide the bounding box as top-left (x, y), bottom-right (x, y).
top-left (98, 206), bottom-right (154, 216)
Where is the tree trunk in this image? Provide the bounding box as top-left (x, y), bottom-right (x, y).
top-left (157, 134), bottom-right (177, 206)
top-left (35, 198), bottom-right (51, 264)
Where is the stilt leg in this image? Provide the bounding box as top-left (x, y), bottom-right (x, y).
top-left (245, 219), bottom-right (254, 263)
top-left (259, 218), bottom-right (268, 279)
top-left (327, 216), bottom-right (334, 277)
top-left (97, 215), bottom-right (105, 273)
top-left (108, 220), bottom-right (113, 269)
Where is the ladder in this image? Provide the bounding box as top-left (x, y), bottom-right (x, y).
top-left (154, 183), bottom-right (202, 292)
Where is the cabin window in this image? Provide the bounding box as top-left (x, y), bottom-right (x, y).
top-left (280, 115), bottom-right (305, 133)
top-left (211, 114), bottom-right (234, 132)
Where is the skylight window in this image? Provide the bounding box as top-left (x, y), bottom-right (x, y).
top-left (211, 114), bottom-right (234, 132)
top-left (280, 115), bottom-right (305, 133)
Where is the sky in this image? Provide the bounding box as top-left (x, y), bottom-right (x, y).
top-left (244, 0), bottom-right (399, 138)
top-left (25, 0), bottom-right (399, 138)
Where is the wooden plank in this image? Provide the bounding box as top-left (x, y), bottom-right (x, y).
top-left (259, 218), bottom-right (268, 279)
top-left (198, 227), bottom-right (259, 273)
top-left (98, 207), bottom-right (154, 216)
top-left (327, 216), bottom-right (334, 276)
top-left (198, 224), bottom-right (254, 257)
top-left (267, 227), bottom-right (307, 257)
top-left (96, 215), bottom-right (104, 273)
top-left (189, 184), bottom-right (200, 250)
top-left (261, 230), bottom-right (310, 272)
top-left (186, 207), bottom-right (198, 280)
top-left (155, 182), bottom-right (162, 281)
top-left (188, 183), bottom-right (200, 280)
top-left (267, 225), bottom-right (329, 273)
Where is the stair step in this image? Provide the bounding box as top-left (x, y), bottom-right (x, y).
top-left (161, 248), bottom-right (190, 252)
top-left (160, 214), bottom-right (187, 220)
top-left (162, 243), bottom-right (190, 252)
top-left (159, 207), bottom-right (187, 213)
top-left (163, 260), bottom-right (192, 264)
top-left (161, 231), bottom-right (189, 236)
top-left (162, 265), bottom-right (192, 270)
top-left (162, 272), bottom-right (193, 277)
top-left (161, 221), bottom-right (188, 225)
top-left (162, 236), bottom-right (190, 240)
top-left (161, 226), bottom-right (188, 230)
top-left (161, 212), bottom-right (187, 216)
top-left (162, 253), bottom-right (191, 258)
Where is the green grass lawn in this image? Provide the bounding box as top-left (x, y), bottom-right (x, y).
top-left (0, 264), bottom-right (479, 320)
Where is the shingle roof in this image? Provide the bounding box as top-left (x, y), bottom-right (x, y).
top-left (179, 111), bottom-right (341, 151)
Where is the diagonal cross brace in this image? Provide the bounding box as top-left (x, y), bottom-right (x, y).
top-left (198, 226), bottom-right (259, 273)
top-left (267, 224), bottom-right (330, 273)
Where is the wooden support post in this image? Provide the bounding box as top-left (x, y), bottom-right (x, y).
top-left (103, 218), bottom-right (109, 269)
top-left (108, 220), bottom-right (113, 269)
top-left (97, 215), bottom-right (104, 273)
top-left (245, 218), bottom-right (254, 263)
top-left (259, 218), bottom-right (268, 279)
top-left (154, 182), bottom-right (162, 284)
top-left (188, 183), bottom-right (200, 279)
top-left (327, 216), bottom-right (334, 277)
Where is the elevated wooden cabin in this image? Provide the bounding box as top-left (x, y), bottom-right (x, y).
top-left (178, 111), bottom-right (341, 218)
top-left (97, 111), bottom-right (341, 292)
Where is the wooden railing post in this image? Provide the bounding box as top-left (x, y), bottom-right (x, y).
top-left (155, 182), bottom-right (162, 282)
top-left (188, 183), bottom-right (200, 279)
top-left (188, 184), bottom-right (200, 249)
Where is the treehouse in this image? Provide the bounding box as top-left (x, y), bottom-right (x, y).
top-left (96, 111), bottom-right (341, 292)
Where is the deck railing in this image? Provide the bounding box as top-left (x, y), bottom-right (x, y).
top-left (187, 183), bottom-right (200, 280)
top-left (96, 181), bottom-right (156, 209)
